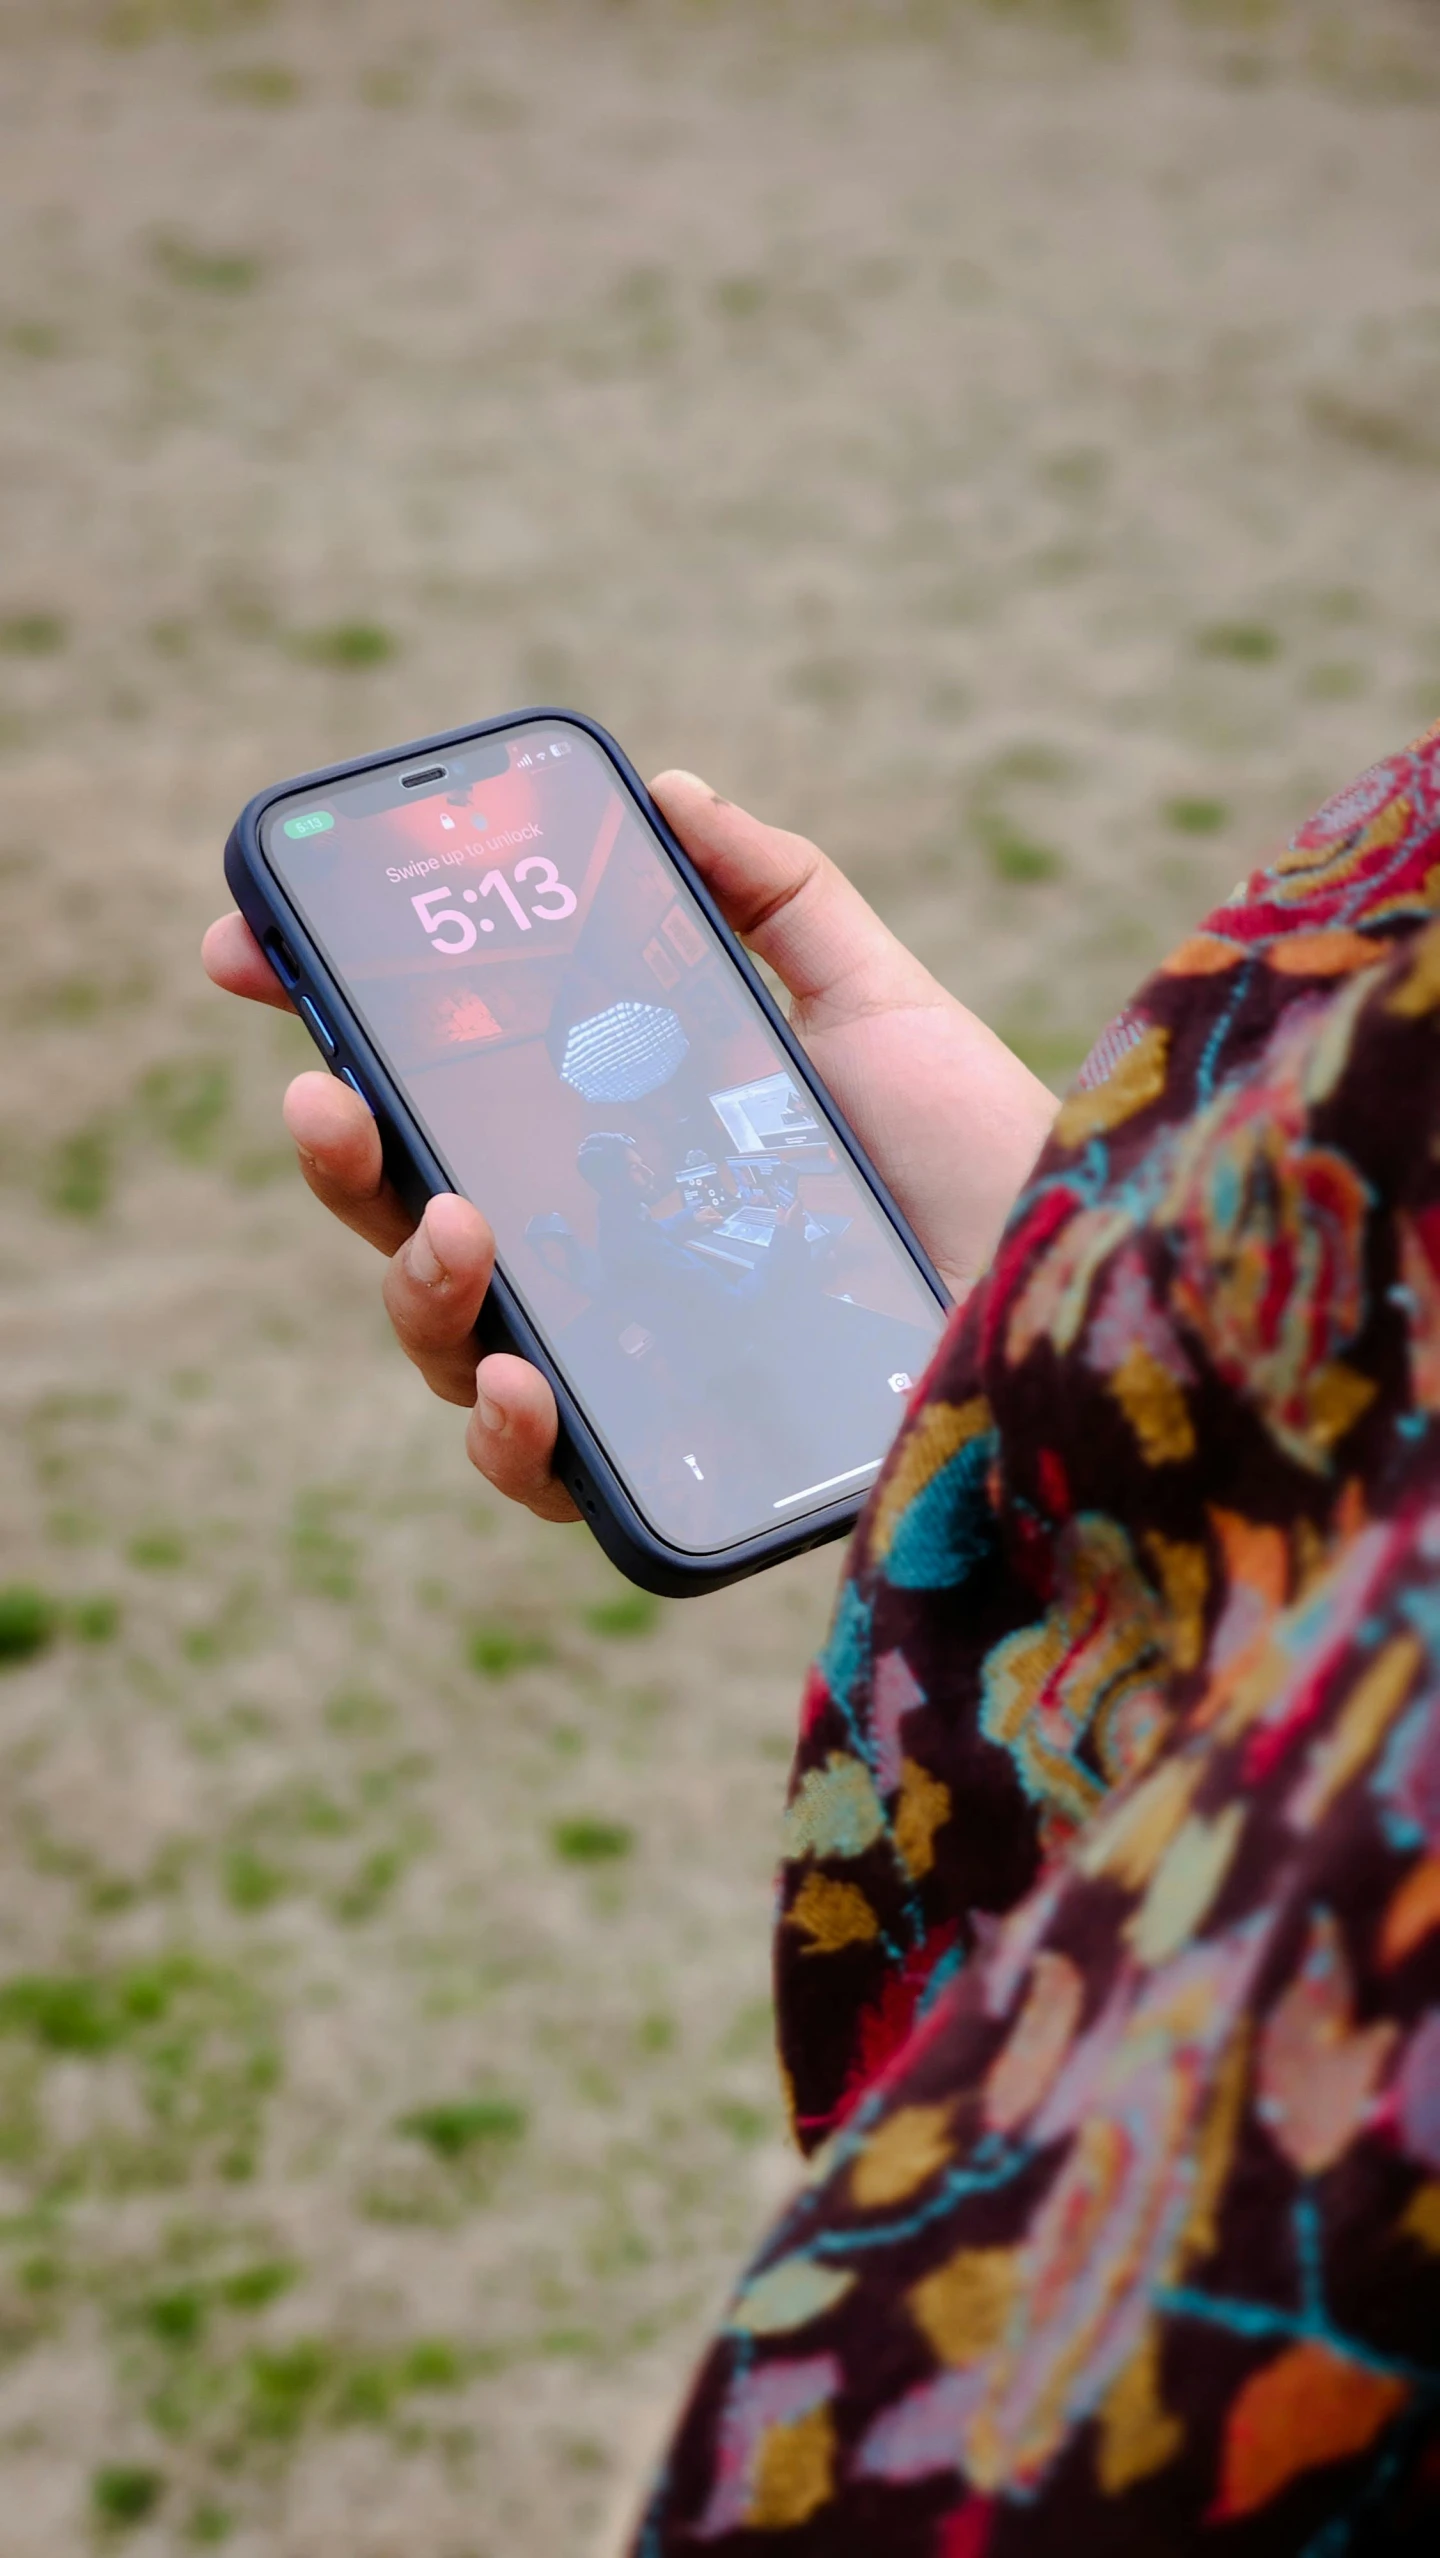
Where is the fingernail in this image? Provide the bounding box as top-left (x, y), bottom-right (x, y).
top-left (476, 1389), bottom-right (505, 1434)
top-left (670, 767), bottom-right (728, 807)
top-left (407, 1221), bottom-right (446, 1287)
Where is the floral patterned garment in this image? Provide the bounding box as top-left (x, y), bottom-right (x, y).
top-left (636, 728), bottom-right (1440, 2556)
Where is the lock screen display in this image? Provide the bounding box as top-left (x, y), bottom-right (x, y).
top-left (264, 720), bottom-right (944, 1554)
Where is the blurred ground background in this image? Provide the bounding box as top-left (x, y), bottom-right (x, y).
top-left (2, 0), bottom-right (1440, 2550)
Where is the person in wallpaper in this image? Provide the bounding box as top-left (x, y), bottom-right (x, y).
top-left (205, 733), bottom-right (1440, 2551)
top-left (576, 1128), bottom-right (808, 1313)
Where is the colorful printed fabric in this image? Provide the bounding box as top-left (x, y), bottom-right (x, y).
top-left (636, 727), bottom-right (1440, 2554)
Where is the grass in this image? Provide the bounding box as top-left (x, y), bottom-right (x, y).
top-left (333, 1845), bottom-right (405, 1923)
top-left (324, 1687), bottom-right (394, 1738)
top-left (212, 62), bottom-right (300, 106)
top-left (711, 2097), bottom-right (769, 2146)
top-left (5, 318), bottom-right (64, 357)
top-left (138, 1059), bottom-right (231, 1164)
top-left (551, 1818), bottom-right (634, 1865)
top-left (46, 1125), bottom-right (112, 1217)
top-left (187, 2506), bottom-right (234, 2543)
top-left (358, 65), bottom-right (417, 110)
top-left (998, 1022), bottom-right (1092, 1089)
top-left (217, 2261), bottom-right (296, 2311)
top-left (103, 0), bottom-right (277, 42)
top-left (0, 1956), bottom-right (279, 2190)
top-left (92, 2466), bottom-right (163, 2528)
top-left (25, 972), bottom-right (146, 1025)
top-left (222, 1847), bottom-right (289, 1914)
top-left (0, 610), bottom-right (67, 654)
top-left (244, 2332), bottom-right (469, 2437)
top-left (0, 1975), bottom-right (117, 2063)
top-left (1165, 795), bottom-right (1230, 835)
top-left (0, 1584), bottom-right (56, 1665)
top-left (289, 1491), bottom-right (358, 1602)
top-left (72, 1594), bottom-right (122, 1642)
top-left (150, 232), bottom-right (264, 296)
top-left (129, 1528), bottom-right (187, 1569)
top-left (244, 2339), bottom-right (328, 2440)
top-left (978, 815), bottom-right (1064, 884)
top-left (140, 2258), bottom-right (295, 2344)
top-left (288, 621), bottom-right (398, 670)
top-left (582, 1588), bottom-right (660, 1638)
top-left (1196, 619), bottom-right (1282, 663)
top-left (398, 2096), bottom-right (528, 2161)
top-left (145, 2286), bottom-right (208, 2347)
top-left (467, 1622), bottom-right (552, 1677)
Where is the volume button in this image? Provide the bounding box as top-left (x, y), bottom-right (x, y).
top-left (298, 996), bottom-right (337, 1055)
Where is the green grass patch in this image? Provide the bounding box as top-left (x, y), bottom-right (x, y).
top-left (0, 1962), bottom-right (180, 2054)
top-left (103, 0), bottom-right (276, 42)
top-left (240, 2331), bottom-right (469, 2440)
top-left (289, 621), bottom-right (397, 670)
top-left (978, 814), bottom-right (1064, 884)
top-left (222, 1847), bottom-right (288, 1915)
top-left (128, 1528), bottom-right (186, 1570)
top-left (358, 65), bottom-right (416, 109)
top-left (46, 1124), bottom-right (113, 1217)
top-left (144, 2286), bottom-right (209, 2348)
top-left (5, 319), bottom-right (63, 358)
top-left (0, 610), bottom-right (67, 654)
top-left (0, 1584), bottom-right (57, 1666)
top-left (711, 2097), bottom-right (769, 2146)
top-left (244, 2338), bottom-right (329, 2440)
top-left (140, 2256), bottom-right (296, 2350)
top-left (467, 1621), bottom-right (552, 1678)
top-left (216, 2259), bottom-right (295, 2312)
top-left (1164, 795), bottom-right (1230, 835)
top-left (582, 1588), bottom-right (660, 1638)
top-left (139, 1058), bottom-right (231, 1163)
top-left (92, 2465), bottom-right (163, 2528)
top-left (998, 1023), bottom-right (1092, 1091)
top-left (150, 231), bottom-right (264, 295)
top-left (212, 61), bottom-right (300, 105)
top-left (289, 1490), bottom-right (359, 1601)
top-left (333, 1845), bottom-right (405, 1923)
top-left (551, 1817), bottom-right (634, 1865)
top-left (398, 2096), bottom-right (528, 2161)
top-left (324, 1686), bottom-right (394, 1737)
top-left (71, 1593), bottom-right (122, 1642)
top-left (186, 2506), bottom-right (234, 2544)
top-left (1196, 619), bottom-right (1281, 664)
top-left (0, 1956), bottom-right (279, 2189)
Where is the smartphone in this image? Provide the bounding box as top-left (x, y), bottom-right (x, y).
top-left (225, 711), bottom-right (949, 1595)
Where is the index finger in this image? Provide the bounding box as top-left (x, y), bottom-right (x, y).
top-left (202, 911), bottom-right (297, 1015)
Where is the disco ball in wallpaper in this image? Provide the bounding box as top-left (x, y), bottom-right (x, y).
top-left (559, 1002), bottom-right (689, 1102)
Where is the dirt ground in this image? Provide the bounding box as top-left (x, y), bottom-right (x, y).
top-left (2, 1), bottom-right (1440, 2550)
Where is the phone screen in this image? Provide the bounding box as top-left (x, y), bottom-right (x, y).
top-left (263, 719), bottom-right (944, 1554)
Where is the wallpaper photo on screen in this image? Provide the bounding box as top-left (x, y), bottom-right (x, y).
top-left (265, 721), bottom-right (944, 1554)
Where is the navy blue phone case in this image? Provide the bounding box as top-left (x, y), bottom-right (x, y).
top-left (224, 708), bottom-right (950, 1596)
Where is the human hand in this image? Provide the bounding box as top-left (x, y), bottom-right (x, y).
top-left (202, 771), bottom-right (1056, 1522)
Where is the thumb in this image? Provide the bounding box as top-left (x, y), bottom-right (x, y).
top-left (647, 768), bottom-right (937, 1025)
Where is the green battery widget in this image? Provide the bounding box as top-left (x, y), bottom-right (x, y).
top-left (282, 809), bottom-right (335, 839)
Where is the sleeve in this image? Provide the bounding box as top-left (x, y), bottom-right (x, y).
top-left (633, 722), bottom-right (1440, 2554)
top-left (774, 717), bottom-right (1440, 2156)
top-left (637, 1509), bottom-right (1440, 2555)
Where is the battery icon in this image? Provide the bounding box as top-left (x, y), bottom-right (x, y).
top-left (549, 741), bottom-right (571, 757)
top-left (283, 809), bottom-right (335, 838)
